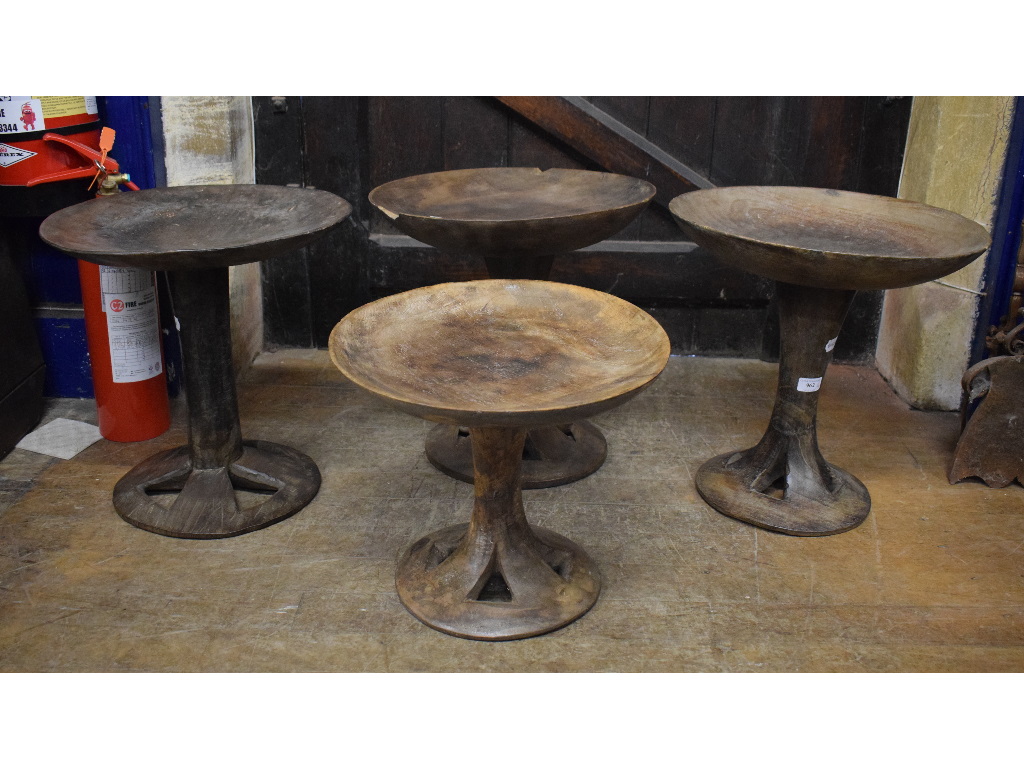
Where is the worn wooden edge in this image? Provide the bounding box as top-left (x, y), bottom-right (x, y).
top-left (669, 187), bottom-right (992, 260)
top-left (694, 452), bottom-right (872, 537)
top-left (38, 184), bottom-right (353, 270)
top-left (669, 187), bottom-right (992, 291)
top-left (111, 440), bottom-right (321, 539)
top-left (328, 279), bottom-right (671, 427)
top-left (367, 167), bottom-right (656, 223)
top-left (395, 523), bottom-right (601, 641)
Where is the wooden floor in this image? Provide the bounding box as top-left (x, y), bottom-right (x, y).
top-left (1, 351), bottom-right (1022, 672)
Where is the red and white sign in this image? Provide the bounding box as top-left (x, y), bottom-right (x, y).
top-left (0, 98), bottom-right (45, 135)
top-left (0, 142), bottom-right (36, 167)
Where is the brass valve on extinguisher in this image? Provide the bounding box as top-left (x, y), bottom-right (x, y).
top-left (97, 172), bottom-right (131, 195)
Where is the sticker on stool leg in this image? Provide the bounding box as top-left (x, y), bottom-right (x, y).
top-left (797, 377), bottom-right (822, 392)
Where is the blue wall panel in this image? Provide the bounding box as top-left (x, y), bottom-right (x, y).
top-left (98, 97), bottom-right (159, 189)
top-left (35, 315), bottom-right (93, 398)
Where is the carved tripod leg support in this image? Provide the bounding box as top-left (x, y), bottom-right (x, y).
top-left (425, 254), bottom-right (608, 488)
top-left (112, 267), bottom-right (321, 539)
top-left (398, 425), bottom-right (600, 640)
top-left (695, 281), bottom-right (870, 536)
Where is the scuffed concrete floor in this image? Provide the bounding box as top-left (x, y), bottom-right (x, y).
top-left (1, 351), bottom-right (1022, 672)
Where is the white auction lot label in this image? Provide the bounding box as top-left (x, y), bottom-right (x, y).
top-left (797, 377), bottom-right (823, 392)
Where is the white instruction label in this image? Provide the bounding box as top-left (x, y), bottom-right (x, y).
top-left (0, 98), bottom-right (44, 134)
top-left (797, 377), bottom-right (823, 392)
top-left (100, 266), bottom-right (163, 383)
top-left (825, 336), bottom-right (838, 353)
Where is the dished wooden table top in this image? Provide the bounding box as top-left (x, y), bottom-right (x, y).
top-left (39, 184), bottom-right (352, 271)
top-left (329, 279), bottom-right (670, 427)
top-left (670, 186), bottom-right (991, 290)
top-left (369, 167), bottom-right (655, 256)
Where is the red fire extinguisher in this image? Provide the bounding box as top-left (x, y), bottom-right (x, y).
top-left (76, 129), bottom-right (171, 442)
top-left (1, 98), bottom-right (171, 442)
top-left (76, 255), bottom-right (171, 441)
top-left (0, 97), bottom-right (104, 186)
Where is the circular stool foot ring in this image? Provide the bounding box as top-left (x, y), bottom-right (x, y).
top-left (425, 421), bottom-right (607, 488)
top-left (695, 451), bottom-right (871, 536)
top-left (396, 523), bottom-right (601, 640)
top-left (113, 440), bottom-right (321, 539)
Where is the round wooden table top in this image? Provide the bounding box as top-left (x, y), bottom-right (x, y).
top-left (369, 167), bottom-right (655, 256)
top-left (670, 186), bottom-right (991, 290)
top-left (329, 279), bottom-right (670, 427)
top-left (39, 184), bottom-right (352, 271)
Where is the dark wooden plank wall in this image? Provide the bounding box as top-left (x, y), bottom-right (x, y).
top-left (254, 96), bottom-right (912, 362)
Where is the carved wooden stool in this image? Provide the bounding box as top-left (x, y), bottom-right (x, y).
top-left (40, 184), bottom-right (352, 538)
top-left (369, 167), bottom-right (655, 488)
top-left (330, 279), bottom-right (669, 640)
top-left (670, 186), bottom-right (990, 536)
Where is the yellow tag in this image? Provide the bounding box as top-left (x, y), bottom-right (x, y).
top-left (32, 96), bottom-right (90, 119)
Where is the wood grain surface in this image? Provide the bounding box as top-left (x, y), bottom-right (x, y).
top-left (329, 279), bottom-right (670, 427)
top-left (368, 167), bottom-right (655, 257)
top-left (670, 186), bottom-right (991, 290)
top-left (39, 184), bottom-right (352, 271)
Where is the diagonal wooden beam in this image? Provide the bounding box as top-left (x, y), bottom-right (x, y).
top-left (495, 96), bottom-right (714, 207)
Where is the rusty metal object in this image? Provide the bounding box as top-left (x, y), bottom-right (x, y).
top-left (329, 279), bottom-right (670, 640)
top-left (369, 167), bottom-right (655, 487)
top-left (671, 186), bottom-right (991, 536)
top-left (951, 318), bottom-right (1024, 487)
top-left (39, 184), bottom-right (352, 538)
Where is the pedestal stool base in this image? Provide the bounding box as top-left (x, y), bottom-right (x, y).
top-left (425, 421), bottom-right (607, 488)
top-left (669, 187), bottom-right (992, 538)
top-left (396, 522), bottom-right (601, 641)
top-left (695, 451), bottom-right (870, 536)
top-left (113, 440), bottom-right (321, 539)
